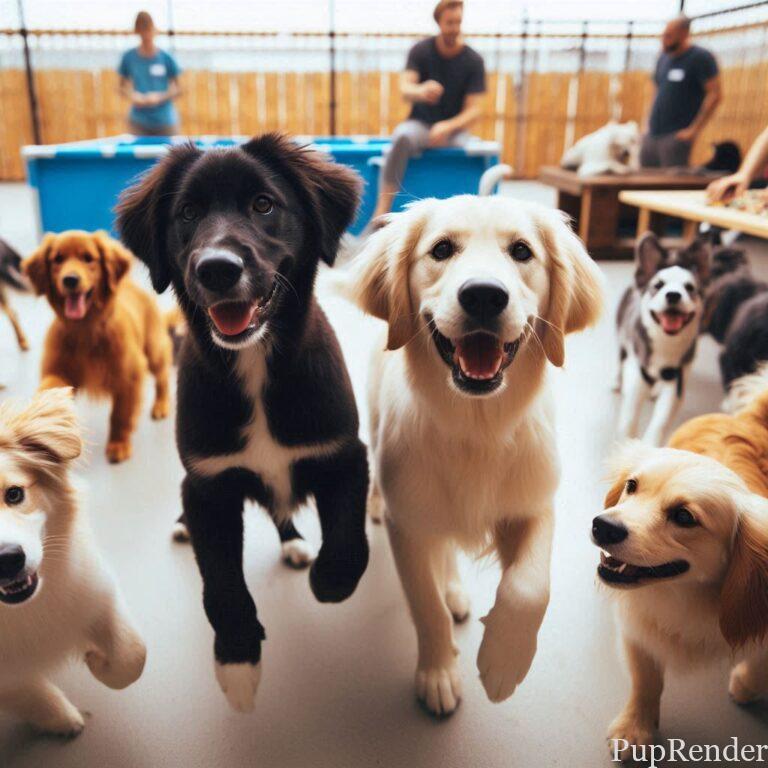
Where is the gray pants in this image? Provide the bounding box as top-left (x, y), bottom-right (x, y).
top-left (380, 119), bottom-right (470, 190)
top-left (129, 121), bottom-right (177, 137)
top-left (640, 132), bottom-right (692, 168)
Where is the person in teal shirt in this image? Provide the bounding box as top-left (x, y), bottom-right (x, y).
top-left (118, 11), bottom-right (182, 136)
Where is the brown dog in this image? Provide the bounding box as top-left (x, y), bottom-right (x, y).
top-left (24, 230), bottom-right (172, 463)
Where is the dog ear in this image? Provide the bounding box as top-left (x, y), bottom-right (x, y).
top-left (94, 231), bottom-right (132, 297)
top-left (719, 506), bottom-right (768, 650)
top-left (635, 232), bottom-right (666, 288)
top-left (349, 209), bottom-right (424, 351)
top-left (9, 388), bottom-right (82, 464)
top-left (242, 133), bottom-right (362, 266)
top-left (538, 210), bottom-right (604, 367)
top-left (116, 143), bottom-right (200, 293)
top-left (603, 441), bottom-right (652, 508)
top-left (679, 237), bottom-right (711, 285)
top-left (23, 234), bottom-right (56, 295)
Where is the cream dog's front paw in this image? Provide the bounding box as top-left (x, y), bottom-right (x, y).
top-left (86, 632), bottom-right (146, 690)
top-left (477, 603), bottom-right (539, 702)
top-left (607, 713), bottom-right (655, 762)
top-left (415, 663), bottom-right (462, 717)
top-left (215, 661), bottom-right (262, 713)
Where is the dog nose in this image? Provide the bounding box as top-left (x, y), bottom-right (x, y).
top-left (458, 279), bottom-right (509, 321)
top-left (195, 250), bottom-right (244, 293)
top-left (666, 291), bottom-right (681, 305)
top-left (62, 274), bottom-right (80, 290)
top-left (592, 515), bottom-right (629, 545)
top-left (0, 544), bottom-right (25, 580)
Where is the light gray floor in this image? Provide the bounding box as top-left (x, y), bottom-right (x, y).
top-left (1, 181), bottom-right (767, 768)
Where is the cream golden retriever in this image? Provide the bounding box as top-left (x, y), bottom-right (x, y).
top-left (593, 442), bottom-right (768, 760)
top-left (350, 195), bottom-right (603, 716)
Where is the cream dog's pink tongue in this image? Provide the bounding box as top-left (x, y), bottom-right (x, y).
top-left (64, 293), bottom-right (87, 320)
top-left (209, 302), bottom-right (256, 336)
top-left (455, 334), bottom-right (503, 379)
top-left (660, 312), bottom-right (685, 334)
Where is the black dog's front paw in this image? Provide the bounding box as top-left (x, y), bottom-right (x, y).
top-left (309, 539), bottom-right (369, 603)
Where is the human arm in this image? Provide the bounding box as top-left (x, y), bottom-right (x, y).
top-left (708, 124), bottom-right (768, 202)
top-left (676, 75), bottom-right (722, 141)
top-left (118, 76), bottom-right (150, 107)
top-left (428, 92), bottom-right (484, 146)
top-left (399, 70), bottom-right (443, 105)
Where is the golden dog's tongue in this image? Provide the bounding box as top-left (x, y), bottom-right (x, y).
top-left (208, 302), bottom-right (256, 336)
top-left (455, 334), bottom-right (503, 380)
top-left (64, 293), bottom-right (87, 320)
top-left (660, 311), bottom-right (685, 334)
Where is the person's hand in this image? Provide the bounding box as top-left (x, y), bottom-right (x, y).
top-left (131, 91), bottom-right (149, 107)
top-left (707, 171), bottom-right (750, 204)
top-left (428, 121), bottom-right (455, 147)
top-left (675, 126), bottom-right (697, 142)
top-left (420, 80), bottom-right (444, 105)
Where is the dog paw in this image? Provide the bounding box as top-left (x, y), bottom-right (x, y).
top-left (215, 661), bottom-right (262, 713)
top-left (151, 399), bottom-right (170, 420)
top-left (34, 701), bottom-right (85, 739)
top-left (106, 440), bottom-right (132, 464)
top-left (477, 604), bottom-right (539, 703)
top-left (171, 520), bottom-right (191, 543)
top-left (281, 538), bottom-right (316, 568)
top-left (415, 663), bottom-right (462, 717)
top-left (445, 582), bottom-right (470, 623)
top-left (86, 636), bottom-right (146, 690)
top-left (607, 715), bottom-right (655, 761)
top-left (309, 540), bottom-right (369, 603)
top-left (729, 663), bottom-right (762, 705)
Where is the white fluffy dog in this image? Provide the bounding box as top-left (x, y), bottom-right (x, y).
top-left (350, 196), bottom-right (603, 715)
top-left (0, 389), bottom-right (146, 736)
top-left (561, 121), bottom-right (640, 177)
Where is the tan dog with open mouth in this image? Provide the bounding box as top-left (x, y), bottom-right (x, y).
top-left (0, 389), bottom-right (146, 736)
top-left (350, 195), bottom-right (603, 715)
top-left (593, 442), bottom-right (768, 760)
top-left (24, 230), bottom-right (172, 463)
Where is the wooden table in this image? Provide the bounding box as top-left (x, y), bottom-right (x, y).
top-left (619, 190), bottom-right (768, 241)
top-left (538, 166), bottom-right (720, 258)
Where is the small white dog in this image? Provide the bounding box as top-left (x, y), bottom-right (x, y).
top-left (0, 389), bottom-right (146, 736)
top-left (561, 121), bottom-right (640, 177)
top-left (593, 443), bottom-right (768, 761)
top-left (350, 195), bottom-right (603, 716)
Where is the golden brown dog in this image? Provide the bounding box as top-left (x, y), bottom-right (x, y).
top-left (24, 230), bottom-right (172, 463)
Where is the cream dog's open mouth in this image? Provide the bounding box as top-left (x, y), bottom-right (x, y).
top-left (598, 551), bottom-right (689, 588)
top-left (0, 570), bottom-right (39, 605)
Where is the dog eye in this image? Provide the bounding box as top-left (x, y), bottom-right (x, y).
top-left (252, 196), bottom-right (274, 215)
top-left (180, 204), bottom-right (198, 222)
top-left (685, 282), bottom-right (695, 293)
top-left (4, 486), bottom-right (24, 506)
top-left (625, 478), bottom-right (637, 494)
top-left (430, 239), bottom-right (455, 261)
top-left (53, 253), bottom-right (64, 265)
top-left (509, 241), bottom-right (533, 262)
top-left (669, 506), bottom-right (698, 528)
top-left (82, 253), bottom-right (94, 264)
top-left (653, 281), bottom-right (664, 291)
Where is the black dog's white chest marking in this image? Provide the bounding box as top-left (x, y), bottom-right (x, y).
top-left (189, 349), bottom-right (342, 519)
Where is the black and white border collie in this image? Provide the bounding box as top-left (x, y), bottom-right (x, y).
top-left (117, 133), bottom-right (369, 713)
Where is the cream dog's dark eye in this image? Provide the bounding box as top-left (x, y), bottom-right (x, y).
top-left (430, 239), bottom-right (455, 261)
top-left (625, 478), bottom-right (637, 494)
top-left (4, 486), bottom-right (24, 506)
top-left (509, 242), bottom-right (532, 262)
top-left (252, 195), bottom-right (273, 215)
top-left (669, 506), bottom-right (697, 528)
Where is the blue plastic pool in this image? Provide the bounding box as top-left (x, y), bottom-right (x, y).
top-left (23, 135), bottom-right (501, 237)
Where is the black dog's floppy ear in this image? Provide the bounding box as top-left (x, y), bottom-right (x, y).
top-left (634, 231), bottom-right (666, 289)
top-left (116, 143), bottom-right (200, 293)
top-left (243, 133), bottom-right (362, 266)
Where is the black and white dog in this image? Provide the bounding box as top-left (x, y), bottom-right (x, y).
top-left (117, 134), bottom-right (369, 712)
top-left (615, 232), bottom-right (708, 445)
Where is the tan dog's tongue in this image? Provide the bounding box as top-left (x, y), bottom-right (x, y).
top-left (660, 312), bottom-right (685, 334)
top-left (456, 334), bottom-right (503, 379)
top-left (208, 302), bottom-right (256, 336)
top-left (64, 293), bottom-right (87, 320)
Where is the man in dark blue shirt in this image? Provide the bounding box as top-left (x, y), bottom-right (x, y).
top-left (641, 16), bottom-right (722, 168)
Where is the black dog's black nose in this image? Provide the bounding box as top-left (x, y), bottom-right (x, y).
top-left (195, 250), bottom-right (244, 293)
top-left (592, 515), bottom-right (629, 545)
top-left (458, 279), bottom-right (509, 321)
top-left (666, 291), bottom-right (681, 305)
top-left (62, 274), bottom-right (80, 289)
top-left (0, 544), bottom-right (25, 580)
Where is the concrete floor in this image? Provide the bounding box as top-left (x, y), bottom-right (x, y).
top-left (1, 181), bottom-right (767, 768)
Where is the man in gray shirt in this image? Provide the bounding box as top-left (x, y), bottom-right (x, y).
top-left (369, 0), bottom-right (486, 222)
top-left (641, 15), bottom-right (722, 168)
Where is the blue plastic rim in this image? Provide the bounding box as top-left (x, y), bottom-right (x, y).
top-left (23, 135), bottom-right (500, 237)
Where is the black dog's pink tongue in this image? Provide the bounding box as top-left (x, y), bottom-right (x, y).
top-left (660, 312), bottom-right (685, 334)
top-left (208, 302), bottom-right (256, 336)
top-left (64, 293), bottom-right (87, 320)
top-left (455, 334), bottom-right (503, 380)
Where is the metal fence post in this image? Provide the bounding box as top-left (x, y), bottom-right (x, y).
top-left (16, 0), bottom-right (41, 144)
top-left (328, 0), bottom-right (337, 136)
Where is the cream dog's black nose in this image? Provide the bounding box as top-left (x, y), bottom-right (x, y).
top-left (592, 515), bottom-right (628, 545)
top-left (196, 249), bottom-right (244, 293)
top-left (0, 544), bottom-right (25, 580)
top-left (458, 279), bottom-right (509, 321)
top-left (62, 274), bottom-right (80, 290)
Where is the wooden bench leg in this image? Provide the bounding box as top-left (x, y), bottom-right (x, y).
top-left (637, 207), bottom-right (651, 237)
top-left (682, 219), bottom-right (698, 241)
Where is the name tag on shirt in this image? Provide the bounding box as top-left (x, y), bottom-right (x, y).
top-left (149, 63), bottom-right (167, 77)
top-left (667, 68), bottom-right (685, 82)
